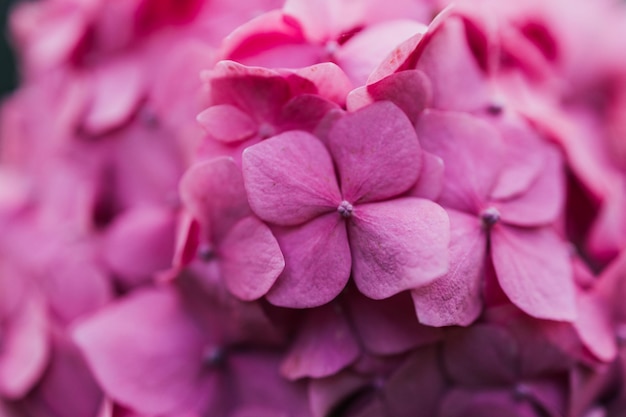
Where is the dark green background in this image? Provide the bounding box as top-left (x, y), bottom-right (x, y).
top-left (1, 0), bottom-right (20, 98)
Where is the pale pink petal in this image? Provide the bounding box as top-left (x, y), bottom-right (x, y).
top-left (289, 63), bottom-right (353, 106)
top-left (412, 209), bottom-right (485, 326)
top-left (0, 296), bottom-right (48, 398)
top-left (83, 59), bottom-right (144, 135)
top-left (573, 288), bottom-right (617, 362)
top-left (366, 70), bottom-right (432, 124)
top-left (219, 216), bottom-right (284, 301)
top-left (367, 32), bottom-right (424, 84)
top-left (494, 145), bottom-right (565, 227)
top-left (415, 16), bottom-right (493, 111)
top-left (73, 288), bottom-right (213, 416)
top-left (328, 101), bottom-right (421, 204)
top-left (196, 105), bottom-right (257, 143)
top-left (335, 20), bottom-right (426, 86)
top-left (266, 213), bottom-right (351, 308)
top-left (242, 131), bottom-right (341, 226)
top-left (350, 198), bottom-right (450, 299)
top-left (409, 151), bottom-right (444, 200)
top-left (416, 110), bottom-right (504, 213)
top-left (491, 225), bottom-right (576, 321)
top-left (179, 157), bottom-right (250, 242)
top-left (281, 304), bottom-right (359, 380)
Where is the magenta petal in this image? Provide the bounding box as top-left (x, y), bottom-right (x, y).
top-left (416, 110), bottom-right (504, 213)
top-left (219, 216), bottom-right (284, 301)
top-left (242, 131), bottom-right (341, 226)
top-left (196, 105), bottom-right (257, 143)
top-left (491, 226), bottom-right (576, 321)
top-left (328, 101), bottom-right (422, 204)
top-left (179, 157), bottom-right (250, 242)
top-left (350, 198), bottom-right (450, 299)
top-left (281, 304), bottom-right (360, 380)
top-left (266, 213), bottom-right (351, 308)
top-left (411, 209), bottom-right (485, 326)
top-left (347, 291), bottom-right (441, 355)
top-left (309, 372), bottom-right (370, 417)
top-left (73, 288), bottom-right (210, 416)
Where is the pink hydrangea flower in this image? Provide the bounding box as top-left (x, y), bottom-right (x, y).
top-left (242, 101), bottom-right (450, 307)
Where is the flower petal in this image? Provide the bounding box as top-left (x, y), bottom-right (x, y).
top-left (350, 198), bottom-right (450, 299)
top-left (242, 131), bottom-right (341, 226)
top-left (179, 157), bottom-right (250, 242)
top-left (416, 110), bottom-right (504, 213)
top-left (220, 216), bottom-right (284, 301)
top-left (266, 213), bottom-right (351, 308)
top-left (281, 304), bottom-right (359, 380)
top-left (328, 101), bottom-right (422, 204)
top-left (73, 288), bottom-right (212, 416)
top-left (196, 104), bottom-right (257, 143)
top-left (411, 209), bottom-right (485, 326)
top-left (491, 225), bottom-right (576, 321)
top-left (366, 70), bottom-right (432, 124)
top-left (346, 290), bottom-right (441, 355)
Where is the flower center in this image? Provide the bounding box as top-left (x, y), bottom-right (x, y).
top-left (480, 206), bottom-right (501, 228)
top-left (197, 245), bottom-right (215, 262)
top-left (337, 200), bottom-right (354, 218)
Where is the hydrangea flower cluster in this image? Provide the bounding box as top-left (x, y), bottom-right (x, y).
top-left (1, 0), bottom-right (626, 416)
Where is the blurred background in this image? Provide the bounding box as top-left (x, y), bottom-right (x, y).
top-left (1, 0), bottom-right (20, 98)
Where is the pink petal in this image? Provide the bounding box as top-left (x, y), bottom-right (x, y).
top-left (366, 70), bottom-right (432, 124)
top-left (281, 304), bottom-right (360, 380)
top-left (266, 213), bottom-right (351, 308)
top-left (328, 101), bottom-right (422, 204)
top-left (208, 61), bottom-right (292, 122)
top-left (73, 288), bottom-right (212, 416)
top-left (196, 105), bottom-right (257, 143)
top-left (289, 63), bottom-right (353, 106)
top-left (416, 110), bottom-right (504, 213)
top-left (411, 209), bottom-right (486, 326)
top-left (277, 94), bottom-right (339, 133)
top-left (0, 295), bottom-right (48, 398)
top-left (573, 288), bottom-right (617, 362)
top-left (335, 20), bottom-right (427, 87)
top-left (83, 59), bottom-right (144, 135)
top-left (409, 151), bottom-right (444, 200)
top-left (367, 32), bottom-right (424, 84)
top-left (493, 143), bottom-right (565, 227)
top-left (346, 291), bottom-right (441, 355)
top-left (415, 16), bottom-right (493, 111)
top-left (242, 131), bottom-right (341, 226)
top-left (350, 198), bottom-right (450, 299)
top-left (491, 225), bottom-right (576, 321)
top-left (308, 372), bottom-right (370, 417)
top-left (219, 216), bottom-right (284, 301)
top-left (179, 157), bottom-right (250, 242)
top-left (103, 206), bottom-right (177, 287)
